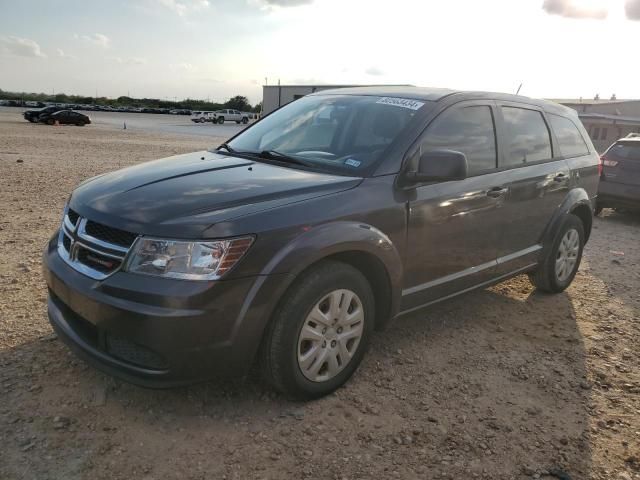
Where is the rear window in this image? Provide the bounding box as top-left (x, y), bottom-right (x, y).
top-left (549, 114), bottom-right (589, 157)
top-left (501, 107), bottom-right (552, 166)
top-left (607, 142), bottom-right (640, 160)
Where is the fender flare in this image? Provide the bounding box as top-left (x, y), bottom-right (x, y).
top-left (265, 221), bottom-right (403, 317)
top-left (540, 188), bottom-right (593, 257)
top-left (227, 221), bottom-right (404, 369)
top-left (257, 221), bottom-right (403, 319)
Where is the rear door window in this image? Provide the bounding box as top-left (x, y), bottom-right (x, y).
top-left (548, 114), bottom-right (589, 157)
top-left (501, 107), bottom-right (552, 166)
top-left (420, 105), bottom-right (497, 175)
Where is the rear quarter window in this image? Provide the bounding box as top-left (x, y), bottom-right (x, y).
top-left (549, 114), bottom-right (589, 157)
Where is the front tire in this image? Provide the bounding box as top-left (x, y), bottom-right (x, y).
top-left (217, 117), bottom-right (224, 124)
top-left (242, 117), bottom-right (248, 124)
top-left (529, 214), bottom-right (585, 293)
top-left (260, 261), bottom-right (374, 400)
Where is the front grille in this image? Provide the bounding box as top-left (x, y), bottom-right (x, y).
top-left (106, 334), bottom-right (168, 370)
top-left (58, 209), bottom-right (138, 280)
top-left (85, 220), bottom-right (137, 248)
top-left (77, 248), bottom-right (122, 273)
top-left (67, 209), bottom-right (80, 226)
top-left (62, 234), bottom-right (71, 252)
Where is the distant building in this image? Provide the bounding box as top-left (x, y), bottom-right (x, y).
top-left (555, 98), bottom-right (640, 152)
top-left (262, 84), bottom-right (410, 115)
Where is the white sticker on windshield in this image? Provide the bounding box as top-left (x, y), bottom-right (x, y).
top-left (345, 158), bottom-right (362, 168)
top-left (376, 97), bottom-right (425, 111)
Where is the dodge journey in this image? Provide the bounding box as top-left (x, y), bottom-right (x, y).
top-left (43, 87), bottom-right (600, 399)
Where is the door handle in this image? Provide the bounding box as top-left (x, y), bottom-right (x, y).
top-left (553, 173), bottom-right (568, 182)
top-left (486, 186), bottom-right (508, 198)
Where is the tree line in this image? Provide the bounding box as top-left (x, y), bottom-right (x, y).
top-left (0, 89), bottom-right (262, 113)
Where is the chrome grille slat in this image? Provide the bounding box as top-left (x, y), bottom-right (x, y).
top-left (58, 208), bottom-right (137, 280)
top-left (77, 218), bottom-right (129, 254)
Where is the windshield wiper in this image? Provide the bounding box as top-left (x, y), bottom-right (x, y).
top-left (259, 150), bottom-right (310, 167)
top-left (217, 143), bottom-right (236, 153)
top-left (216, 145), bottom-right (310, 167)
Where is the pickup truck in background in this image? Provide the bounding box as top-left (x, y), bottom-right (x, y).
top-left (211, 109), bottom-right (249, 124)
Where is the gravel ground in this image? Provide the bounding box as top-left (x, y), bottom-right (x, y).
top-left (0, 110), bottom-right (639, 480)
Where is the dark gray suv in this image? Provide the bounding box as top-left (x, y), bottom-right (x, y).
top-left (596, 134), bottom-right (640, 213)
top-left (42, 87), bottom-right (600, 399)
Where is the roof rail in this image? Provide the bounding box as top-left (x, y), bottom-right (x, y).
top-left (625, 133), bottom-right (640, 139)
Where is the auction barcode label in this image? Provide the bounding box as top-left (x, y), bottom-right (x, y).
top-left (376, 97), bottom-right (425, 110)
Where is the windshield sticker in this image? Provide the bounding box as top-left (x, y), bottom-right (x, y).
top-left (345, 158), bottom-right (362, 168)
top-left (376, 97), bottom-right (425, 111)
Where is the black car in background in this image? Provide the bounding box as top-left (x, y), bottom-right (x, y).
top-left (39, 110), bottom-right (91, 126)
top-left (24, 105), bottom-right (63, 123)
top-left (596, 133), bottom-right (640, 213)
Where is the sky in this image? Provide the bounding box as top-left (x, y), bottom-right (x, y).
top-left (1, 0), bottom-right (639, 105)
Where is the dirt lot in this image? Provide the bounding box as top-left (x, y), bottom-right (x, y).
top-left (1, 109), bottom-right (639, 480)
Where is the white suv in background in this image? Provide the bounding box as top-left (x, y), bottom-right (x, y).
top-left (191, 111), bottom-right (213, 123)
top-left (211, 109), bottom-right (249, 125)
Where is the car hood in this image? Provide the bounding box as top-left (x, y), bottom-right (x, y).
top-left (69, 151), bottom-right (362, 238)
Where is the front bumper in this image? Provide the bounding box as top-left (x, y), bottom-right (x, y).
top-left (598, 181), bottom-right (640, 209)
top-left (43, 234), bottom-right (289, 387)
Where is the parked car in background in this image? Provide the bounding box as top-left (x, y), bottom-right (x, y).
top-left (43, 87), bottom-right (599, 399)
top-left (39, 110), bottom-right (91, 126)
top-left (24, 105), bottom-right (64, 123)
top-left (211, 109), bottom-right (249, 124)
top-left (191, 111), bottom-right (213, 123)
top-left (596, 133), bottom-right (640, 213)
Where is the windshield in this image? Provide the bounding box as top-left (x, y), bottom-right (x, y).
top-left (223, 95), bottom-right (426, 174)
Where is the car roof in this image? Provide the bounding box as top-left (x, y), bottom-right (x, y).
top-left (618, 135), bottom-right (640, 143)
top-left (311, 86), bottom-right (455, 102)
top-left (311, 86), bottom-right (576, 116)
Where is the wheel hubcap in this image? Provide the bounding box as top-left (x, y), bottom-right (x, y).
top-left (555, 228), bottom-right (580, 282)
top-left (297, 289), bottom-right (364, 383)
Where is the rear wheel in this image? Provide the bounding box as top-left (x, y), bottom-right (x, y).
top-left (594, 202), bottom-right (604, 216)
top-left (260, 261), bottom-right (374, 400)
top-left (46, 119), bottom-right (55, 125)
top-left (528, 214), bottom-right (584, 293)
top-left (242, 117), bottom-right (248, 124)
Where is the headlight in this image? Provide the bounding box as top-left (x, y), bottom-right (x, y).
top-left (125, 236), bottom-right (254, 280)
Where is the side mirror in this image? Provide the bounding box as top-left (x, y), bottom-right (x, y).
top-left (406, 149), bottom-right (468, 183)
